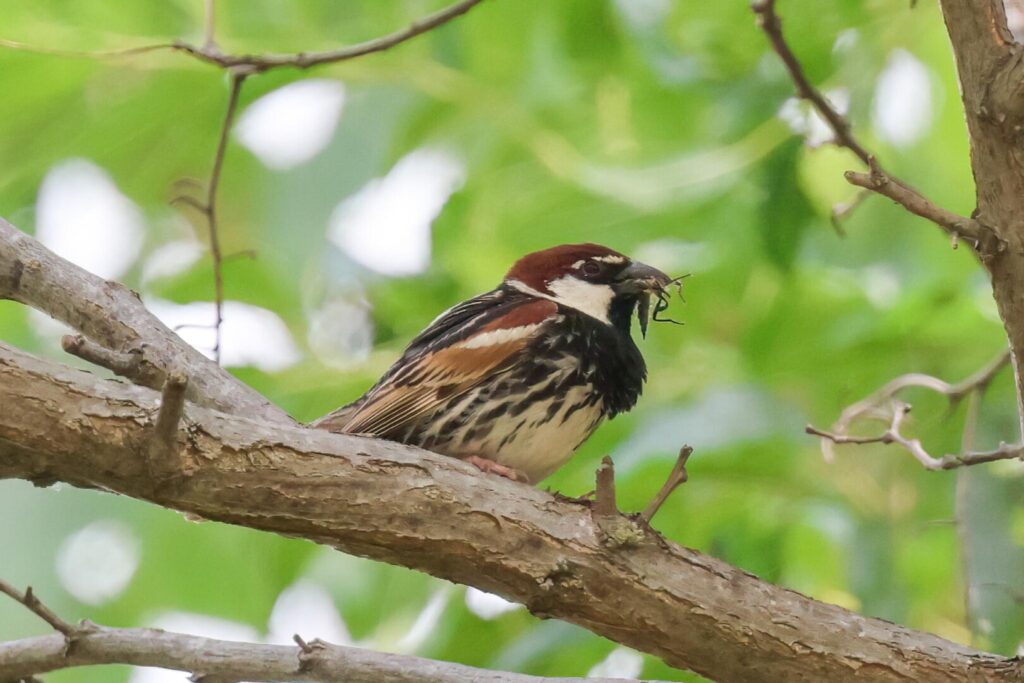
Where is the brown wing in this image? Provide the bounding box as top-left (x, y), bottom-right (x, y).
top-left (341, 299), bottom-right (559, 437)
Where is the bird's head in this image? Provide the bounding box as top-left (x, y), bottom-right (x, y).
top-left (504, 243), bottom-right (673, 336)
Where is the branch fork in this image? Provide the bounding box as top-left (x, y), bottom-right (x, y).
top-left (591, 448), bottom-right (694, 548)
top-left (753, 0), bottom-right (1003, 258)
top-left (0, 581), bottom-right (94, 657)
top-left (808, 349), bottom-right (1022, 470)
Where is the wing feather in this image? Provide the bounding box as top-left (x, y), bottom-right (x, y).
top-left (341, 340), bottom-right (529, 435)
top-left (340, 297), bottom-right (560, 437)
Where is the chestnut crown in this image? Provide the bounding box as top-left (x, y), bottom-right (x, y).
top-left (503, 243), bottom-right (670, 330)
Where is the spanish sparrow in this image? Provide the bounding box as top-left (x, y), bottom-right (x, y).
top-left (314, 243), bottom-right (671, 483)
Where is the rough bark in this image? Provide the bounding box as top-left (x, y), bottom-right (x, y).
top-left (0, 218), bottom-right (293, 425)
top-left (938, 0), bottom-right (1024, 434)
top-left (0, 343), bottom-right (1019, 683)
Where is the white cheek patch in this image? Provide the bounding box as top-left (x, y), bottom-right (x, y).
top-left (545, 276), bottom-right (614, 324)
top-left (457, 323), bottom-right (542, 348)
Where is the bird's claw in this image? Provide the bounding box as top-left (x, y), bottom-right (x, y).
top-left (465, 456), bottom-right (529, 483)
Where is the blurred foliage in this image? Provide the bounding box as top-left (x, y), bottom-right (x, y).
top-left (1, 1), bottom-right (1022, 681)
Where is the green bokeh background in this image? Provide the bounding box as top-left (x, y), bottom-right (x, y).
top-left (1, 1), bottom-right (1021, 681)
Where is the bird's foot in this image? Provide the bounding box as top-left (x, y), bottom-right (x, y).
top-left (465, 456), bottom-right (528, 483)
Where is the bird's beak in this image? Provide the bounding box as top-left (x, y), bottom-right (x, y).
top-left (615, 261), bottom-right (672, 339)
top-left (614, 260), bottom-right (671, 294)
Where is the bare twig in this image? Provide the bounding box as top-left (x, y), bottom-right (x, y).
top-left (947, 348), bottom-right (1012, 400)
top-left (752, 0), bottom-right (869, 162)
top-left (147, 371), bottom-right (189, 481)
top-left (0, 39), bottom-right (172, 60)
top-left (170, 0), bottom-right (486, 72)
top-left (830, 189), bottom-right (871, 236)
top-left (752, 0), bottom-right (1001, 255)
top-left (172, 69), bottom-right (249, 364)
top-left (1, 0), bottom-right (484, 72)
top-left (292, 634), bottom-right (313, 654)
top-left (808, 349), bottom-right (1021, 470)
top-left (206, 70), bottom-right (245, 363)
top-left (0, 580), bottom-right (78, 637)
top-left (0, 620), bottom-right (625, 683)
top-left (844, 161), bottom-right (994, 251)
top-left (7, 0), bottom-right (487, 367)
top-left (203, 0), bottom-right (217, 50)
top-left (590, 456), bottom-right (645, 549)
top-left (61, 334), bottom-right (152, 384)
top-left (641, 446), bottom-right (693, 523)
top-left (592, 455), bottom-right (617, 518)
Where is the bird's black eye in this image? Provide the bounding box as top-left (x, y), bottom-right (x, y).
top-left (582, 261), bottom-right (602, 277)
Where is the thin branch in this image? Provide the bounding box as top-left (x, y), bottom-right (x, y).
top-left (1, 0), bottom-right (484, 72)
top-left (61, 334), bottom-right (150, 384)
top-left (641, 445), bottom-right (692, 523)
top-left (0, 624), bottom-right (622, 683)
top-left (753, 0), bottom-right (869, 163)
top-left (844, 160), bottom-right (994, 251)
top-left (0, 581), bottom-right (79, 638)
top-left (0, 38), bottom-right (173, 60)
top-left (948, 348), bottom-right (1012, 400)
top-left (830, 189), bottom-right (871, 237)
top-left (203, 0), bottom-right (217, 50)
top-left (7, 0), bottom-right (486, 366)
top-left (808, 349), bottom-right (1020, 470)
top-left (173, 69), bottom-right (249, 364)
top-left (751, 0), bottom-right (1002, 255)
top-left (206, 69), bottom-right (246, 363)
top-left (169, 0), bottom-right (486, 72)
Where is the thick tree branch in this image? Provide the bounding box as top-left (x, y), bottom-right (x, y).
top-left (936, 0), bottom-right (1024, 437)
top-left (0, 218), bottom-right (293, 425)
top-left (752, 0), bottom-right (1003, 256)
top-left (0, 343), bottom-right (1019, 683)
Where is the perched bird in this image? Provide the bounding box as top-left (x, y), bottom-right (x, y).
top-left (314, 243), bottom-right (672, 483)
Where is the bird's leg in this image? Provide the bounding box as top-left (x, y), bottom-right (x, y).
top-left (465, 455), bottom-right (528, 483)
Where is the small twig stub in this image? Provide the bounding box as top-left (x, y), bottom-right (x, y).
top-left (641, 445), bottom-right (693, 524)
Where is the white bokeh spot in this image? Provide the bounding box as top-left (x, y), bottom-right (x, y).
top-left (465, 587), bottom-right (522, 620)
top-left (141, 239), bottom-right (205, 285)
top-left (395, 588), bottom-right (450, 653)
top-left (237, 79), bottom-right (346, 170)
top-left (36, 159), bottom-right (144, 280)
top-left (146, 298), bottom-right (301, 371)
top-left (56, 520), bottom-right (140, 606)
top-left (587, 647), bottom-right (644, 678)
top-left (872, 50), bottom-right (934, 148)
top-left (778, 89), bottom-right (849, 148)
top-left (266, 580), bottom-right (351, 646)
top-left (327, 148), bottom-right (465, 277)
top-left (307, 294), bottom-right (374, 369)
